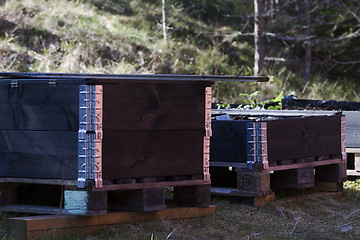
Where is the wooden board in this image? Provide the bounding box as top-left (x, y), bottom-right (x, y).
top-left (0, 131), bottom-right (78, 179)
top-left (0, 83), bottom-right (79, 131)
top-left (103, 83), bottom-right (205, 131)
top-left (102, 130), bottom-right (204, 179)
top-left (267, 116), bottom-right (342, 162)
top-left (6, 206), bottom-right (217, 240)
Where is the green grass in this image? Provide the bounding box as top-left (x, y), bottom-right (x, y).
top-left (1, 0), bottom-right (360, 102)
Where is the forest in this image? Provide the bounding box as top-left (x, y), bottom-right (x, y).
top-left (1, 0), bottom-right (360, 103)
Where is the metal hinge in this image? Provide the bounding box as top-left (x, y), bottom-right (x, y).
top-left (246, 121), bottom-right (268, 170)
top-left (78, 85), bottom-right (103, 188)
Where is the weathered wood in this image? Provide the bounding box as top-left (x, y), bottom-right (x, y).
top-left (241, 193), bottom-right (275, 207)
top-left (108, 188), bottom-right (166, 212)
top-left (94, 179), bottom-right (209, 192)
top-left (314, 182), bottom-right (343, 192)
top-left (236, 170), bottom-right (272, 197)
top-left (173, 184), bottom-right (211, 207)
top-left (102, 130), bottom-right (204, 179)
top-left (64, 188), bottom-right (107, 216)
top-left (268, 158), bottom-right (342, 172)
top-left (6, 205), bottom-right (217, 240)
top-left (271, 167), bottom-right (314, 189)
top-left (102, 83), bottom-right (205, 131)
top-left (267, 116), bottom-right (342, 162)
top-left (315, 162), bottom-right (347, 183)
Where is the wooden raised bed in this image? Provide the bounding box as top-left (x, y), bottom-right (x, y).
top-left (210, 109), bottom-right (346, 206)
top-left (282, 98), bottom-right (360, 177)
top-left (0, 72), bottom-right (267, 215)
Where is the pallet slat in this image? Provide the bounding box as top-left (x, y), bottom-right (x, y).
top-left (7, 206), bottom-right (217, 240)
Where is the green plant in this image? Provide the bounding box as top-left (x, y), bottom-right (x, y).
top-left (237, 91), bottom-right (283, 109)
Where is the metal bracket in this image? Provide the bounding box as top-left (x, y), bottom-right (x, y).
top-left (246, 121), bottom-right (268, 170)
top-left (11, 80), bottom-right (18, 88)
top-left (49, 80), bottom-right (57, 87)
top-left (78, 85), bottom-right (103, 188)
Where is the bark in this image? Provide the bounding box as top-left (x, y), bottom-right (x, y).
top-left (304, 0), bottom-right (311, 83)
top-left (254, 0), bottom-right (265, 75)
top-left (162, 0), bottom-right (168, 43)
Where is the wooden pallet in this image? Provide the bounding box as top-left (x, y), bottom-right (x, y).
top-left (210, 157), bottom-right (346, 206)
top-left (0, 177), bottom-right (211, 215)
top-left (6, 205), bottom-right (217, 240)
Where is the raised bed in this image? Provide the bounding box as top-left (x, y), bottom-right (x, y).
top-left (282, 98), bottom-right (360, 177)
top-left (0, 72), bottom-right (267, 215)
top-left (210, 110), bottom-right (346, 206)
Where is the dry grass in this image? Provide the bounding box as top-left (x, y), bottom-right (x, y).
top-left (1, 182), bottom-right (359, 240)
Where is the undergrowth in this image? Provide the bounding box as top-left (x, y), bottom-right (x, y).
top-left (1, 0), bottom-right (359, 102)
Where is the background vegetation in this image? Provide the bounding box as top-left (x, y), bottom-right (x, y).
top-left (1, 1), bottom-right (360, 239)
top-left (1, 0), bottom-right (360, 103)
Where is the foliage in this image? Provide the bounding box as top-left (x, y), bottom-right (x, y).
top-left (1, 0), bottom-right (360, 102)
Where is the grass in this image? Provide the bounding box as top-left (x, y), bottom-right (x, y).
top-left (1, 182), bottom-right (360, 240)
top-left (1, 1), bottom-right (360, 238)
top-left (1, 0), bottom-right (360, 103)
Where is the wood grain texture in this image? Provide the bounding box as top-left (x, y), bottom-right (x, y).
top-left (7, 206), bottom-right (217, 240)
top-left (0, 131), bottom-right (78, 179)
top-left (102, 83), bottom-right (205, 131)
top-left (102, 130), bottom-right (204, 179)
top-left (267, 116), bottom-right (342, 162)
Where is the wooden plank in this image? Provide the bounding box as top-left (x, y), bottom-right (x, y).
top-left (0, 131), bottom-right (78, 179)
top-left (346, 148), bottom-right (360, 153)
top-left (7, 206), bottom-right (217, 240)
top-left (210, 161), bottom-right (248, 168)
top-left (267, 116), bottom-right (342, 162)
top-left (102, 130), bottom-right (204, 179)
top-left (212, 109), bottom-right (340, 117)
top-left (271, 167), bottom-right (314, 189)
top-left (173, 185), bottom-right (211, 207)
top-left (355, 153), bottom-right (360, 171)
top-left (0, 83), bottom-right (79, 131)
top-left (93, 179), bottom-right (210, 192)
top-left (108, 188), bottom-right (166, 212)
top-left (0, 177), bottom-right (77, 185)
top-left (241, 193), bottom-right (275, 207)
top-left (347, 170), bottom-right (360, 176)
top-left (268, 158), bottom-right (342, 172)
top-left (102, 83), bottom-right (205, 131)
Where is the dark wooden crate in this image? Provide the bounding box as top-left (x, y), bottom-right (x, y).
top-left (281, 97), bottom-right (360, 176)
top-left (0, 74), bottom-right (216, 215)
top-left (210, 114), bottom-right (346, 205)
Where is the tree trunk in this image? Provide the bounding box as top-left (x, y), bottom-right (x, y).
top-left (162, 0), bottom-right (168, 43)
top-left (254, 0), bottom-right (265, 75)
top-left (304, 0), bottom-right (311, 83)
